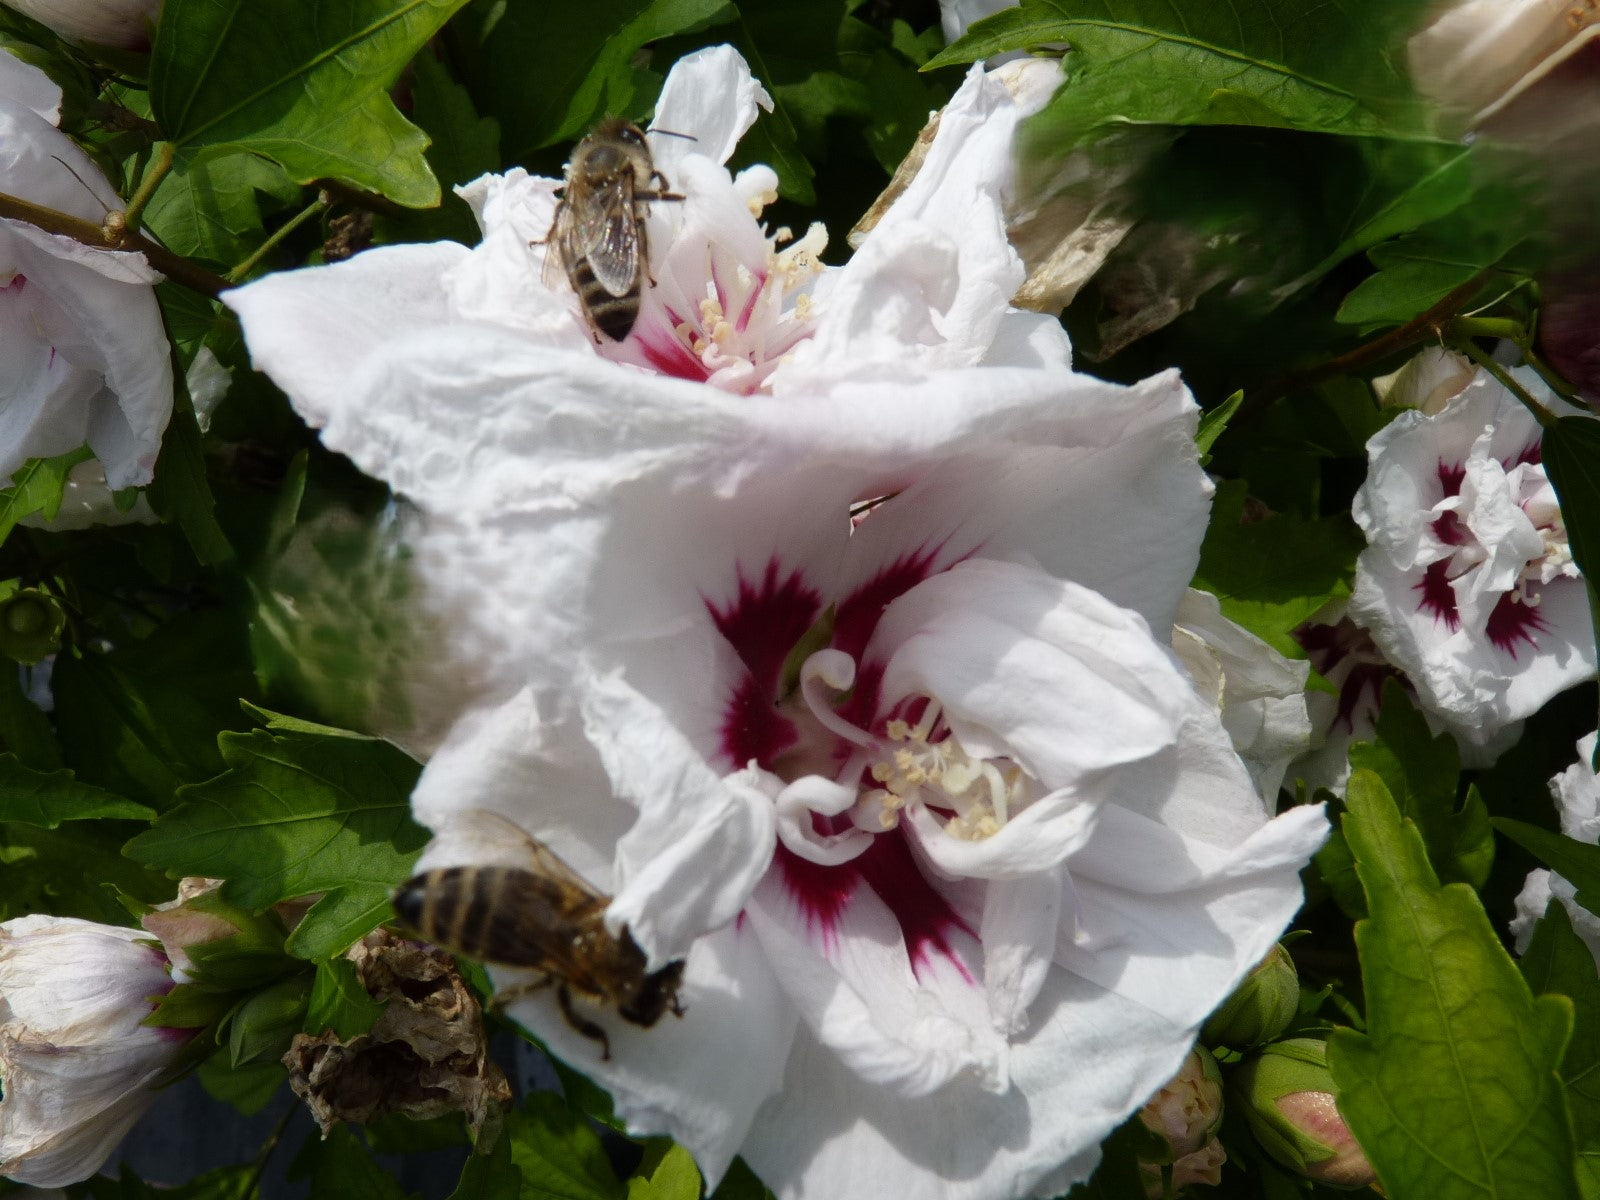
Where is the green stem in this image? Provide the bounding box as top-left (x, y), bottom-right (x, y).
top-left (1450, 316), bottom-right (1525, 342)
top-left (1451, 332), bottom-right (1558, 430)
top-left (1239, 270), bottom-right (1493, 421)
top-left (227, 195), bottom-right (326, 283)
top-left (0, 188), bottom-right (231, 297)
top-left (118, 141), bottom-right (173, 234)
top-left (243, 1103), bottom-right (296, 1199)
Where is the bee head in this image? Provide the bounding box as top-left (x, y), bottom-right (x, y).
top-left (617, 958), bottom-right (686, 1026)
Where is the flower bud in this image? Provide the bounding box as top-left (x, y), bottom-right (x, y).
top-left (1232, 1038), bottom-right (1377, 1189)
top-left (1139, 1046), bottom-right (1225, 1161)
top-left (0, 589), bottom-right (64, 665)
top-left (1202, 942), bottom-right (1300, 1050)
top-left (0, 914), bottom-right (192, 1186)
top-left (0, 0), bottom-right (161, 52)
top-left (1371, 347), bottom-right (1475, 416)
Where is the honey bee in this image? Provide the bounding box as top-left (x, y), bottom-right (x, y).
top-left (392, 813), bottom-right (685, 1060)
top-left (543, 118), bottom-right (683, 342)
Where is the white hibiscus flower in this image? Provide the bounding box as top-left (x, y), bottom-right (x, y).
top-left (226, 46), bottom-right (1327, 1200)
top-left (1349, 366), bottom-right (1597, 739)
top-left (1511, 731), bottom-right (1600, 961)
top-left (1, 48), bottom-right (171, 494)
top-left (0, 916), bottom-right (190, 1187)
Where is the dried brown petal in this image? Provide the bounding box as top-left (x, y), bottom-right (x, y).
top-left (283, 929), bottom-right (509, 1138)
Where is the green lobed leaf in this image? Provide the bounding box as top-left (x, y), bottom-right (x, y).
top-left (0, 820), bottom-right (174, 923)
top-left (149, 0), bottom-right (472, 208)
top-left (1520, 900), bottom-right (1600, 1199)
top-left (1192, 479), bottom-right (1362, 656)
top-left (380, 51), bottom-right (501, 246)
top-left (448, 1134), bottom-right (520, 1200)
top-left (0, 755), bottom-right (153, 826)
top-left (466, 0), bottom-right (731, 160)
top-left (124, 717), bottom-right (426, 959)
top-left (52, 611), bottom-right (257, 810)
top-left (1347, 679), bottom-right (1492, 889)
top-left (627, 1144), bottom-right (701, 1200)
top-left (305, 956), bottom-right (387, 1040)
top-left (1495, 820), bottom-right (1600, 917)
top-left (197, 1050), bottom-right (286, 1116)
top-left (143, 149), bottom-right (301, 268)
top-left (1327, 770), bottom-right (1578, 1200)
top-left (1335, 257), bottom-right (1482, 327)
top-left (508, 1091), bottom-right (626, 1200)
top-left (0, 448), bottom-right (93, 549)
top-left (931, 0), bottom-right (1436, 143)
top-left (1283, 143), bottom-right (1478, 293)
top-left (288, 1124), bottom-right (419, 1200)
top-left (228, 972), bottom-right (313, 1066)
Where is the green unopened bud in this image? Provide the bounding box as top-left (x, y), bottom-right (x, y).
top-left (1203, 942), bottom-right (1299, 1050)
top-left (1233, 1039), bottom-right (1377, 1190)
top-left (0, 590), bottom-right (65, 665)
top-left (1139, 1047), bottom-right (1225, 1162)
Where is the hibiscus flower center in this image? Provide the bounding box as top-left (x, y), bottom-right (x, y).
top-left (597, 176), bottom-right (827, 395)
top-left (776, 647), bottom-right (1027, 865)
top-left (1417, 447), bottom-right (1578, 652)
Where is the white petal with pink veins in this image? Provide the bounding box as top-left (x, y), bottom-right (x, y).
top-left (581, 668), bottom-right (777, 964)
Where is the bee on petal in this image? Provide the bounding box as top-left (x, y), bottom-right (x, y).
top-left (543, 118), bottom-right (683, 342)
top-left (392, 810), bottom-right (685, 1060)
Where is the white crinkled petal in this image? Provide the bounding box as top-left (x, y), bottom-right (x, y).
top-left (649, 45), bottom-right (772, 180)
top-left (0, 49), bottom-right (62, 123)
top-left (783, 65), bottom-right (1023, 382)
top-left (1553, 731), bottom-right (1600, 841)
top-left (447, 169), bottom-right (586, 342)
top-left (580, 667), bottom-right (777, 965)
top-left (223, 241), bottom-right (469, 438)
top-left (410, 689), bottom-right (631, 888)
top-left (1058, 803), bottom-right (1328, 1028)
top-left (503, 922), bottom-right (797, 1188)
top-left (1, 916), bottom-right (183, 1188)
top-left (980, 873), bottom-right (1060, 1036)
top-left (824, 366), bottom-right (1205, 633)
top-left (875, 561), bottom-right (1189, 783)
top-left (1173, 589), bottom-right (1311, 805)
top-left (742, 871), bottom-right (1005, 1098)
top-left (739, 959), bottom-right (1204, 1200)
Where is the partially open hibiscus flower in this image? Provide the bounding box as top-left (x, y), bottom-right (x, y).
top-left (228, 46), bottom-right (1327, 1200)
top-left (1350, 364), bottom-right (1597, 737)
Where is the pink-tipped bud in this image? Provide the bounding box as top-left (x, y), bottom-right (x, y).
top-left (1233, 1038), bottom-right (1377, 1190)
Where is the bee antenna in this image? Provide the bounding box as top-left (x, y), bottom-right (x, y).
top-left (646, 127), bottom-right (697, 142)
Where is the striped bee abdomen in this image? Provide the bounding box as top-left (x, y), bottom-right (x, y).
top-left (393, 865), bottom-right (538, 967)
top-left (572, 258), bottom-right (640, 341)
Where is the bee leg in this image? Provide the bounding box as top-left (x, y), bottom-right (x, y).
top-left (557, 983), bottom-right (612, 1061)
top-left (488, 973), bottom-right (555, 1013)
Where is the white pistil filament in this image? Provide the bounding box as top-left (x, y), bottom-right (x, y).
top-left (860, 702), bottom-right (1026, 841)
top-left (795, 651), bottom-right (1025, 845)
top-left (667, 223), bottom-right (828, 384)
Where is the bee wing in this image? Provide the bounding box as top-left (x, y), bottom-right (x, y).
top-left (576, 174), bottom-right (642, 298)
top-left (542, 199), bottom-right (581, 291)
